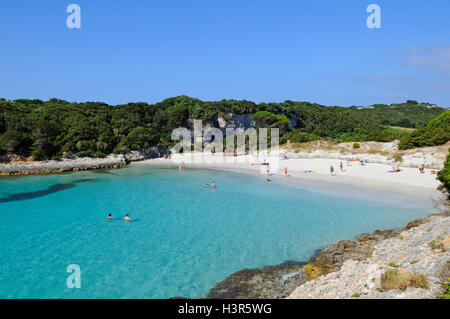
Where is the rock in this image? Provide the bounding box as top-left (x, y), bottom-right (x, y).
top-left (288, 214), bottom-right (450, 299)
top-left (0, 154), bottom-right (128, 176)
top-left (205, 261), bottom-right (307, 299)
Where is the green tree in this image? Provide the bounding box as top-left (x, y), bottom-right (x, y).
top-left (437, 149), bottom-right (450, 194)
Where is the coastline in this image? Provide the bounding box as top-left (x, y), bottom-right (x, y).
top-left (2, 151), bottom-right (448, 299)
top-left (0, 151), bottom-right (153, 176)
top-left (204, 210), bottom-right (449, 299)
top-left (142, 155), bottom-right (446, 299)
top-left (130, 157), bottom-right (448, 299)
top-left (132, 156), bottom-right (442, 205)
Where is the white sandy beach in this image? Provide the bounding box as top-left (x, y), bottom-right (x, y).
top-left (133, 152), bottom-right (443, 204)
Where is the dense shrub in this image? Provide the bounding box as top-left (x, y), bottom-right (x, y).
top-left (0, 97), bottom-right (446, 159)
top-left (399, 111), bottom-right (450, 150)
top-left (437, 149), bottom-right (450, 194)
top-left (280, 129), bottom-right (320, 144)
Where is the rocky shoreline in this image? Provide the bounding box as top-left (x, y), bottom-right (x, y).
top-left (2, 151), bottom-right (448, 299)
top-left (205, 209), bottom-right (449, 299)
top-left (0, 151), bottom-right (159, 176)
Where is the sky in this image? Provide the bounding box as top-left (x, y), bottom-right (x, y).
top-left (0, 0), bottom-right (449, 107)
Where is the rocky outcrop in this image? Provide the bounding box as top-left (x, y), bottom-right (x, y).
top-left (0, 147), bottom-right (170, 176)
top-left (205, 260), bottom-right (310, 299)
top-left (304, 228), bottom-right (403, 281)
top-left (217, 114), bottom-right (255, 133)
top-left (204, 212), bottom-right (449, 299)
top-left (0, 155), bottom-right (128, 176)
top-left (289, 213), bottom-right (450, 299)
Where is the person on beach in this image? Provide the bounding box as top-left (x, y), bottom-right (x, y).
top-left (339, 162), bottom-right (343, 172)
top-left (124, 214), bottom-right (131, 222)
top-left (182, 162), bottom-right (185, 169)
top-left (284, 167), bottom-right (288, 177)
top-left (330, 165), bottom-right (334, 176)
top-left (392, 166), bottom-right (400, 172)
top-left (108, 214), bottom-right (112, 220)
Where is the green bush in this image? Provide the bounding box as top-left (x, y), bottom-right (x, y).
top-left (76, 150), bottom-right (95, 158)
top-left (399, 111), bottom-right (450, 150)
top-left (94, 151), bottom-right (106, 158)
top-left (252, 111), bottom-right (289, 133)
top-left (280, 129), bottom-right (320, 144)
top-left (441, 278), bottom-right (450, 299)
top-left (438, 149), bottom-right (450, 194)
top-left (394, 154), bottom-right (403, 163)
top-left (353, 143), bottom-right (360, 149)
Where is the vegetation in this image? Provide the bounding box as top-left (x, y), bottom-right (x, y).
top-left (393, 154), bottom-right (403, 163)
top-left (399, 111), bottom-right (450, 150)
top-left (379, 270), bottom-right (429, 291)
top-left (356, 100), bottom-right (444, 129)
top-left (437, 149), bottom-right (450, 194)
top-left (428, 240), bottom-right (445, 251)
top-left (441, 278), bottom-right (450, 299)
top-left (0, 97), bottom-right (447, 160)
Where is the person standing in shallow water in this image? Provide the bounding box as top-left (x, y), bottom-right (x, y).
top-left (284, 167), bottom-right (288, 177)
top-left (108, 214), bottom-right (112, 220)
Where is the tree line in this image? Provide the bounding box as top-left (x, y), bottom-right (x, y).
top-left (0, 96), bottom-right (447, 159)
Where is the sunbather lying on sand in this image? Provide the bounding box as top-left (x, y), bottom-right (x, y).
top-left (388, 166), bottom-right (401, 173)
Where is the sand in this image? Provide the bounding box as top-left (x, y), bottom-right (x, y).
top-left (132, 152), bottom-right (444, 205)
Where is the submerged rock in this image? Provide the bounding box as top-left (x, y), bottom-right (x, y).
top-left (205, 261), bottom-right (308, 299)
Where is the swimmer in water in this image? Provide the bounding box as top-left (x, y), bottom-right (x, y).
top-left (108, 213), bottom-right (112, 220)
top-left (211, 181), bottom-right (216, 188)
top-left (206, 183), bottom-right (209, 188)
top-left (124, 214), bottom-right (130, 222)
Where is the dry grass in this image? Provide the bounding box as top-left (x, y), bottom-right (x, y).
top-left (392, 152), bottom-right (404, 163)
top-left (429, 240), bottom-right (446, 251)
top-left (280, 140), bottom-right (450, 161)
top-left (379, 270), bottom-right (429, 291)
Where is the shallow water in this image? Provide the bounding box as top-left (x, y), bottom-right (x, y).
top-left (0, 165), bottom-right (433, 298)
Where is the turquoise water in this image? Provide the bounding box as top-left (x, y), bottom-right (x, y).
top-left (0, 165), bottom-right (432, 298)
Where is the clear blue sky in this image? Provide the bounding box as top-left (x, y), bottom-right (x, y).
top-left (0, 0), bottom-right (449, 107)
